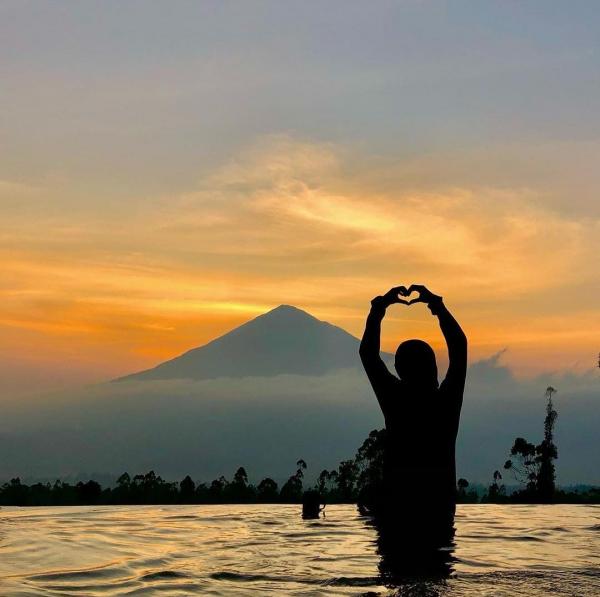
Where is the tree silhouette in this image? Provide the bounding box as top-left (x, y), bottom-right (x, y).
top-left (180, 475), bottom-right (196, 503)
top-left (280, 459), bottom-right (307, 502)
top-left (227, 467), bottom-right (255, 502)
top-left (336, 459), bottom-right (359, 501)
top-left (317, 469), bottom-right (338, 496)
top-left (354, 428), bottom-right (386, 512)
top-left (209, 476), bottom-right (228, 502)
top-left (76, 480), bottom-right (102, 504)
top-left (504, 387), bottom-right (559, 501)
top-left (117, 472), bottom-right (131, 487)
top-left (456, 477), bottom-right (478, 503)
top-left (504, 437), bottom-right (538, 491)
top-left (257, 478), bottom-right (279, 502)
top-left (537, 387), bottom-right (558, 500)
top-left (485, 470), bottom-right (505, 502)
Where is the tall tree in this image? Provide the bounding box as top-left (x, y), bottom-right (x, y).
top-left (504, 386), bottom-right (558, 501)
top-left (537, 386), bottom-right (558, 501)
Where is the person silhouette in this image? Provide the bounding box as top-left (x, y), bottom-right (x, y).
top-left (359, 284), bottom-right (467, 580)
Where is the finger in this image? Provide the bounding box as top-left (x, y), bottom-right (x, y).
top-left (397, 285), bottom-right (408, 296)
top-left (407, 284), bottom-right (425, 294)
top-left (397, 299), bottom-right (410, 305)
top-left (407, 298), bottom-right (424, 305)
top-left (388, 286), bottom-right (405, 296)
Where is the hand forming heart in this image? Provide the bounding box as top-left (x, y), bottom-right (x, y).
top-left (371, 284), bottom-right (442, 311)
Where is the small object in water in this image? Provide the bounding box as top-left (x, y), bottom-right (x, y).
top-left (302, 490), bottom-right (322, 519)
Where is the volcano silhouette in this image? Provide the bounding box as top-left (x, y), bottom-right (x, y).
top-left (117, 305), bottom-right (388, 381)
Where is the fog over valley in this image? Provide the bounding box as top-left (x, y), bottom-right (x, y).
top-left (2, 306), bottom-right (597, 486)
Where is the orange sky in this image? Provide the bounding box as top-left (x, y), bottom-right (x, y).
top-left (2, 4), bottom-right (600, 398)
top-left (2, 136), bottom-right (599, 398)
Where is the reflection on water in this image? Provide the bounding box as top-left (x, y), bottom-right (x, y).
top-left (370, 510), bottom-right (457, 587)
top-left (0, 504), bottom-right (598, 596)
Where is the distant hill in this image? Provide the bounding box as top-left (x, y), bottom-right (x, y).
top-left (2, 306), bottom-right (597, 486)
top-left (117, 304), bottom-right (391, 381)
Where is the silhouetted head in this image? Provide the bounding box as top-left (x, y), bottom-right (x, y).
top-left (394, 339), bottom-right (439, 390)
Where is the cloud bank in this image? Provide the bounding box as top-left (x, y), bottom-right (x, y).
top-left (2, 352), bottom-right (598, 486)
top-left (2, 136), bottom-right (599, 394)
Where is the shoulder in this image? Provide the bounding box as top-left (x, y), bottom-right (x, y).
top-left (439, 376), bottom-right (463, 394)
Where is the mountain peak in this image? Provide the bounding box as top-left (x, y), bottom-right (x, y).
top-left (271, 304), bottom-right (303, 313)
top-left (260, 304), bottom-right (317, 321)
top-left (116, 304), bottom-right (367, 382)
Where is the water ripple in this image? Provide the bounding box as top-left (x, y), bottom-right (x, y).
top-left (1, 504), bottom-right (598, 596)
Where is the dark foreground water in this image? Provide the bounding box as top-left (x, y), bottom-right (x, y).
top-left (1, 504), bottom-right (598, 596)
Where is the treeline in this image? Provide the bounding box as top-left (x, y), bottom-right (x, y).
top-left (1, 429), bottom-right (388, 506)
top-left (2, 387), bottom-right (598, 507)
top-left (0, 468), bottom-right (296, 507)
top-left (0, 454), bottom-right (372, 507)
top-left (460, 386), bottom-right (600, 504)
top-left (455, 477), bottom-right (600, 504)
top-left (2, 434), bottom-right (598, 507)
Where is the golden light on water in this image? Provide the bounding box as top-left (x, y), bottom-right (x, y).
top-left (0, 504), bottom-right (597, 595)
top-left (1, 5), bottom-right (599, 595)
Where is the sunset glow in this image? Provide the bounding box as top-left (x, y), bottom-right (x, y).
top-left (1, 3), bottom-right (599, 397)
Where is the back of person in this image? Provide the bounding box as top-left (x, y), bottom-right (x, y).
top-left (359, 285), bottom-right (467, 523)
top-left (382, 383), bottom-right (459, 521)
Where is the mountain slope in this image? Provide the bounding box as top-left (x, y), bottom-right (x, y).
top-left (2, 305), bottom-right (598, 485)
top-left (117, 305), bottom-right (381, 381)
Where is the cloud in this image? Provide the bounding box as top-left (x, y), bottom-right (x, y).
top-left (1, 355), bottom-right (598, 485)
top-left (156, 136), bottom-right (597, 298)
top-left (1, 136), bottom-right (599, 387)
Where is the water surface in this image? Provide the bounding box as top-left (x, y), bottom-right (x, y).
top-left (1, 504), bottom-right (598, 595)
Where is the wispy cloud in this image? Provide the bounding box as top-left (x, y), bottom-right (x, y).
top-left (1, 136), bottom-right (599, 387)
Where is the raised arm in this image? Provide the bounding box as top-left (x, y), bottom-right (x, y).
top-left (437, 302), bottom-right (467, 391)
top-left (405, 285), bottom-right (467, 394)
top-left (359, 287), bottom-right (407, 413)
